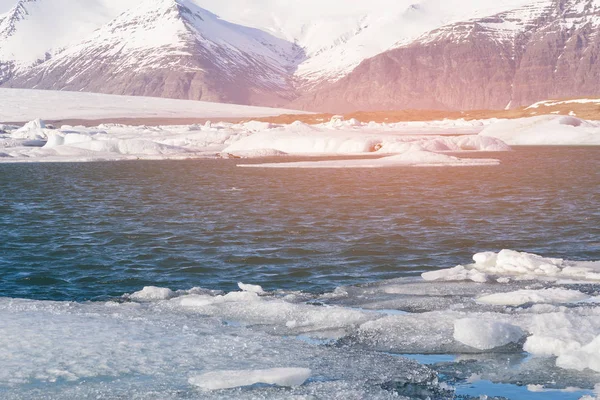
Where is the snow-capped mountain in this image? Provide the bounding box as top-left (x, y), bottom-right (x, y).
top-left (0, 0), bottom-right (599, 110)
top-left (0, 0), bottom-right (134, 82)
top-left (291, 0), bottom-right (600, 112)
top-left (7, 0), bottom-right (304, 105)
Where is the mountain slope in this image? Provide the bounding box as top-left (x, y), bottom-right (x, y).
top-left (290, 0), bottom-right (600, 112)
top-left (0, 0), bottom-right (539, 98)
top-left (6, 0), bottom-right (303, 105)
top-left (0, 0), bottom-right (136, 82)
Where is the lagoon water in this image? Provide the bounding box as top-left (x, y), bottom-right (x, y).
top-left (0, 147), bottom-right (599, 399)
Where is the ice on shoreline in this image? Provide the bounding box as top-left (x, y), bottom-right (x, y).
top-left (0, 249), bottom-right (599, 398)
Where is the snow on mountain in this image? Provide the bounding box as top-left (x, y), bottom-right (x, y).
top-left (191, 0), bottom-right (536, 85)
top-left (7, 0), bottom-right (304, 105)
top-left (290, 0), bottom-right (600, 112)
top-left (0, 0), bottom-right (137, 80)
top-left (0, 0), bottom-right (541, 90)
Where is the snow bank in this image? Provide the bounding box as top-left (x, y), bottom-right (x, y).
top-left (453, 318), bottom-right (525, 350)
top-left (188, 368), bottom-right (311, 390)
top-left (479, 115), bottom-right (600, 145)
top-left (422, 249), bottom-right (600, 283)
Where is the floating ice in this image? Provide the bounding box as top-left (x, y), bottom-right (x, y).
top-left (129, 286), bottom-right (175, 301)
top-left (453, 318), bottom-right (525, 350)
top-left (480, 115), bottom-right (600, 145)
top-left (523, 309), bottom-right (600, 373)
top-left (239, 150), bottom-right (501, 168)
top-left (0, 118), bottom-right (510, 163)
top-left (238, 282), bottom-right (265, 294)
top-left (188, 368), bottom-right (312, 390)
top-left (422, 249), bottom-right (600, 282)
top-left (11, 118), bottom-right (51, 140)
top-left (477, 288), bottom-right (591, 306)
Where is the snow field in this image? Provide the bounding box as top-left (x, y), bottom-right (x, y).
top-left (0, 88), bottom-right (308, 121)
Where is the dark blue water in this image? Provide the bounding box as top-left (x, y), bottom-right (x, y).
top-left (0, 147), bottom-right (598, 301)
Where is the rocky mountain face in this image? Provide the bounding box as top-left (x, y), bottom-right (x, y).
top-left (291, 0), bottom-right (600, 112)
top-left (0, 0), bottom-right (599, 111)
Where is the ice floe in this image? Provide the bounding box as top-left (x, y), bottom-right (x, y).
top-left (479, 115), bottom-right (600, 145)
top-left (477, 288), bottom-right (592, 306)
top-left (422, 249), bottom-right (600, 283)
top-left (453, 319), bottom-right (525, 350)
top-left (0, 117), bottom-right (510, 165)
top-left (188, 368), bottom-right (312, 390)
top-left (2, 112), bottom-right (599, 164)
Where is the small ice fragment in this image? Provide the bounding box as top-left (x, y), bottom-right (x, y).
top-left (188, 368), bottom-right (311, 390)
top-left (238, 282), bottom-right (265, 294)
top-left (454, 318), bottom-right (525, 350)
top-left (129, 286), bottom-right (175, 301)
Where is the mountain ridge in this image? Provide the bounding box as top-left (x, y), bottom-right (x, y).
top-left (0, 0), bottom-right (598, 111)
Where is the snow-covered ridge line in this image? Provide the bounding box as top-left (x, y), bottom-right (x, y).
top-left (0, 0), bottom-right (546, 95)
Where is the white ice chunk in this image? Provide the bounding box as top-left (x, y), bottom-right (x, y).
top-left (556, 335), bottom-right (600, 372)
top-left (423, 250), bottom-right (600, 283)
top-left (188, 367), bottom-right (311, 390)
top-left (422, 265), bottom-right (489, 283)
top-left (11, 118), bottom-right (51, 140)
top-left (238, 282), bottom-right (265, 294)
top-left (480, 115), bottom-right (600, 145)
top-left (454, 318), bottom-right (525, 350)
top-left (129, 286), bottom-right (175, 301)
